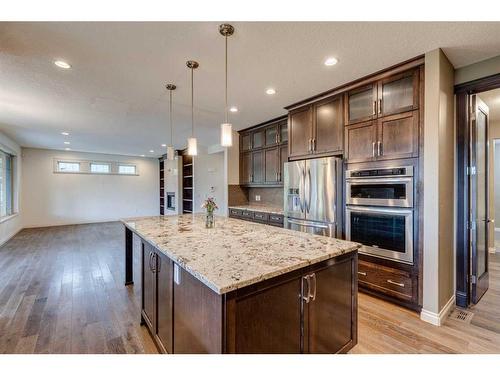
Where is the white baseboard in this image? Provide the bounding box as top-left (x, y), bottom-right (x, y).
top-left (420, 295), bottom-right (456, 326)
top-left (0, 227), bottom-right (23, 248)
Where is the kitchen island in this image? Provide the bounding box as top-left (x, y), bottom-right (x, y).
top-left (122, 214), bottom-right (360, 354)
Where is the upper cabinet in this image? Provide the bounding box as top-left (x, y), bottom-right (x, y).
top-left (288, 95), bottom-right (343, 160)
top-left (239, 117), bottom-right (288, 187)
top-left (345, 85), bottom-right (377, 125)
top-left (378, 69), bottom-right (419, 117)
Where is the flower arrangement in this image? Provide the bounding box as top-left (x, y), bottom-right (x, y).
top-left (202, 197), bottom-right (218, 213)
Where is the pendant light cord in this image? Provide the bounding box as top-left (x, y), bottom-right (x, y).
top-left (169, 90), bottom-right (173, 144)
top-left (191, 67), bottom-right (194, 137)
top-left (225, 34), bottom-right (228, 124)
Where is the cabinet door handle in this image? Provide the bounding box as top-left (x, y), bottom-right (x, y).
top-left (358, 271), bottom-right (367, 276)
top-left (377, 141), bottom-right (382, 156)
top-left (156, 255), bottom-right (161, 273)
top-left (309, 273), bottom-right (317, 301)
top-left (387, 279), bottom-right (405, 288)
top-left (151, 253), bottom-right (157, 273)
top-left (372, 101), bottom-right (376, 115)
top-left (301, 275), bottom-right (311, 303)
top-left (372, 142), bottom-right (376, 157)
top-left (313, 138), bottom-right (316, 152)
top-left (308, 138), bottom-right (312, 153)
top-left (148, 252), bottom-right (153, 272)
top-left (378, 99), bottom-right (382, 115)
top-left (275, 172), bottom-right (278, 181)
top-left (275, 133), bottom-right (279, 144)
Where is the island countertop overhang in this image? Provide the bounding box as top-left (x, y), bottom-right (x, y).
top-left (122, 214), bottom-right (360, 294)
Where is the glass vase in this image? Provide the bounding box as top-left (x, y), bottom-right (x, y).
top-left (205, 211), bottom-right (214, 228)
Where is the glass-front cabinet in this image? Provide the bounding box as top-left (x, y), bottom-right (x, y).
top-left (346, 85), bottom-right (377, 125)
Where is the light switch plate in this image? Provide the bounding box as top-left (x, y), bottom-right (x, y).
top-left (255, 195), bottom-right (261, 201)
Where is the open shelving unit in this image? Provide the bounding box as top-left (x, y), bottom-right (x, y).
top-left (181, 151), bottom-right (193, 214)
top-left (159, 158), bottom-right (165, 215)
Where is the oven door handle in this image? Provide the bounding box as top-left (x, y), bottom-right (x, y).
top-left (346, 177), bottom-right (413, 184)
top-left (345, 206), bottom-right (413, 215)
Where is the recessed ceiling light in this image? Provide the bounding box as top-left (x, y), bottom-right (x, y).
top-left (266, 88), bottom-right (276, 95)
top-left (161, 144), bottom-right (167, 147)
top-left (61, 131), bottom-right (70, 136)
top-left (229, 106), bottom-right (238, 112)
top-left (64, 141), bottom-right (70, 145)
top-left (140, 154), bottom-right (145, 157)
top-left (54, 60), bottom-right (72, 69)
top-left (324, 57), bottom-right (338, 66)
top-left (65, 148), bottom-right (71, 151)
top-left (149, 150), bottom-right (154, 153)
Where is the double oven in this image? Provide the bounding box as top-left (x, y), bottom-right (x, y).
top-left (345, 166), bottom-right (415, 265)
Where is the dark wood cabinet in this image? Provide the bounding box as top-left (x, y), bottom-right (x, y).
top-left (345, 84), bottom-right (377, 125)
top-left (377, 111), bottom-right (419, 160)
top-left (142, 243), bottom-right (156, 331)
top-left (264, 147), bottom-right (279, 183)
top-left (229, 208), bottom-right (284, 228)
top-left (314, 96), bottom-right (343, 155)
top-left (226, 253), bottom-right (357, 354)
top-left (238, 116), bottom-right (288, 187)
top-left (288, 94), bottom-right (344, 160)
top-left (378, 69), bottom-right (419, 117)
top-left (345, 121), bottom-right (377, 163)
top-left (306, 258), bottom-right (355, 354)
top-left (240, 152), bottom-right (252, 184)
top-left (289, 106), bottom-right (313, 158)
top-left (156, 251), bottom-right (173, 353)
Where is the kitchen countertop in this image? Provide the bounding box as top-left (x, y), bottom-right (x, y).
top-left (122, 214), bottom-right (360, 294)
top-left (228, 205), bottom-right (284, 215)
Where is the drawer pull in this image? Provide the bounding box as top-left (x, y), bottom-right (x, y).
top-left (357, 271), bottom-right (367, 276)
top-left (387, 279), bottom-right (405, 288)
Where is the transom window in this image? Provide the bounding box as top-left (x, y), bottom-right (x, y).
top-left (57, 161), bottom-right (80, 173)
top-left (54, 159), bottom-right (139, 175)
top-left (118, 165), bottom-right (136, 175)
top-left (90, 163), bottom-right (111, 173)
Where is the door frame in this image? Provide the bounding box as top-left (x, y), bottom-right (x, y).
top-left (455, 72), bottom-right (500, 307)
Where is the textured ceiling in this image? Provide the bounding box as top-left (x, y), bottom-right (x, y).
top-left (1, 22), bottom-right (500, 157)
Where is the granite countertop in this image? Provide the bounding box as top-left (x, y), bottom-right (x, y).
top-left (229, 205), bottom-right (284, 215)
top-left (122, 214), bottom-right (360, 295)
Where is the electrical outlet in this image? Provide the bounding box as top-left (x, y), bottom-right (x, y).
top-left (255, 195), bottom-right (261, 202)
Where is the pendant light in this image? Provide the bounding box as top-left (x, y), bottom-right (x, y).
top-left (219, 23), bottom-right (235, 147)
top-left (165, 83), bottom-right (176, 161)
top-left (186, 60), bottom-right (199, 156)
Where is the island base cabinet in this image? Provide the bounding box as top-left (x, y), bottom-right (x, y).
top-left (141, 242), bottom-right (156, 331)
top-left (225, 252), bottom-right (357, 354)
top-left (305, 258), bottom-right (357, 354)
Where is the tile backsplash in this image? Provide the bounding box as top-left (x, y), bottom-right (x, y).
top-left (248, 187), bottom-right (283, 208)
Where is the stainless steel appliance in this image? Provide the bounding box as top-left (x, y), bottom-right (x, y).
top-left (345, 165), bottom-right (415, 264)
top-left (346, 166), bottom-right (413, 208)
top-left (284, 157), bottom-right (343, 237)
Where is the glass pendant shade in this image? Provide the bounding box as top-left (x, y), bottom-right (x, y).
top-left (220, 123), bottom-right (233, 147)
top-left (187, 137), bottom-right (197, 156)
top-left (166, 146), bottom-right (175, 161)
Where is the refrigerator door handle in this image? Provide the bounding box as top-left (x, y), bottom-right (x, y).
top-left (304, 165), bottom-right (311, 214)
top-left (299, 165), bottom-right (305, 213)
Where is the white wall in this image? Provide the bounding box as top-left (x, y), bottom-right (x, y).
top-left (455, 54), bottom-right (500, 85)
top-left (21, 148), bottom-right (158, 227)
top-left (0, 131), bottom-right (23, 246)
top-left (193, 146), bottom-right (226, 216)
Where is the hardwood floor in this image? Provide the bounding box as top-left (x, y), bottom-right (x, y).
top-left (0, 222), bottom-right (157, 354)
top-left (1, 222), bottom-right (499, 354)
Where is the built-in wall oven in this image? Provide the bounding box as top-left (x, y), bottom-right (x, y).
top-left (345, 166), bottom-right (415, 265)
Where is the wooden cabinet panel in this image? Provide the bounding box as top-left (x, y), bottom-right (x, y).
top-left (346, 85), bottom-right (376, 125)
top-left (233, 277), bottom-right (302, 353)
top-left (307, 258), bottom-right (354, 353)
top-left (156, 251), bottom-right (173, 353)
top-left (379, 69), bottom-right (419, 117)
top-left (279, 144), bottom-right (288, 182)
top-left (314, 96), bottom-right (343, 154)
top-left (241, 133), bottom-right (251, 151)
top-left (240, 152), bottom-right (252, 184)
top-left (346, 121), bottom-right (377, 163)
top-left (252, 150), bottom-right (264, 184)
top-left (141, 243), bottom-right (156, 330)
top-left (280, 121), bottom-right (288, 143)
top-left (252, 129), bottom-right (264, 149)
top-left (289, 106), bottom-right (313, 158)
top-left (377, 111), bottom-right (419, 160)
top-left (173, 266), bottom-right (223, 353)
top-left (265, 125), bottom-right (279, 147)
top-left (358, 260), bottom-right (415, 302)
top-left (264, 147), bottom-right (279, 183)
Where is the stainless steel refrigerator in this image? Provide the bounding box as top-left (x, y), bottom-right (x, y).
top-left (283, 156), bottom-right (343, 237)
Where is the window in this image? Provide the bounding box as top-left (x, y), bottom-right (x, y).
top-left (0, 150), bottom-right (14, 217)
top-left (118, 164), bottom-right (137, 175)
top-left (90, 162), bottom-right (110, 174)
top-left (57, 161), bottom-right (80, 173)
